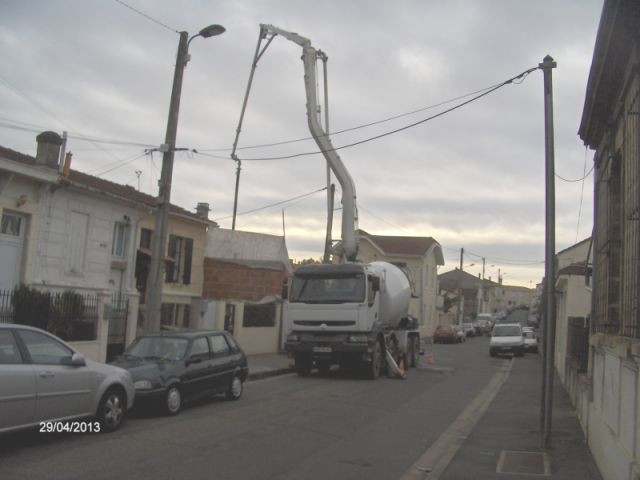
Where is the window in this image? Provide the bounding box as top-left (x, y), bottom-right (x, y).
top-left (1, 212), bottom-right (22, 236)
top-left (112, 222), bottom-right (129, 258)
top-left (166, 235), bottom-right (193, 284)
top-left (209, 335), bottom-right (230, 355)
top-left (160, 303), bottom-right (191, 329)
top-left (67, 211), bottom-right (89, 275)
top-left (18, 329), bottom-right (73, 365)
top-left (140, 228), bottom-right (152, 249)
top-left (243, 304), bottom-right (276, 327)
top-left (189, 337), bottom-right (210, 359)
top-left (0, 330), bottom-right (22, 364)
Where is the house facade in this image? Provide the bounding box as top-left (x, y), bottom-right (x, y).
top-left (0, 132), bottom-right (211, 361)
top-left (199, 228), bottom-right (292, 355)
top-left (577, 1), bottom-right (640, 478)
top-left (352, 230), bottom-right (444, 338)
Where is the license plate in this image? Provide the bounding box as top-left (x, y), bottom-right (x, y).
top-left (313, 346), bottom-right (332, 353)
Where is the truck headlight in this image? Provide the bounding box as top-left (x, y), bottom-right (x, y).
top-left (134, 380), bottom-right (153, 390)
top-left (348, 335), bottom-right (369, 343)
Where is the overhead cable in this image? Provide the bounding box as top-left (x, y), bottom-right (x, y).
top-left (232, 66), bottom-right (539, 161)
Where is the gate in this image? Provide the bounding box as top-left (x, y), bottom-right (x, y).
top-left (107, 292), bottom-right (129, 362)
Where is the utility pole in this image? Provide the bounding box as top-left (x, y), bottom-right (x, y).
top-left (482, 257), bottom-right (486, 280)
top-left (145, 25), bottom-right (225, 334)
top-left (457, 247), bottom-right (464, 324)
top-left (145, 31), bottom-right (189, 334)
top-left (540, 54), bottom-right (557, 449)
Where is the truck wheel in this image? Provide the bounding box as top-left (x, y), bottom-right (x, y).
top-left (367, 341), bottom-right (382, 380)
top-left (295, 354), bottom-right (312, 376)
top-left (409, 337), bottom-right (419, 368)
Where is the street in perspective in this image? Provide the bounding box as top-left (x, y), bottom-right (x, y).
top-left (0, 1), bottom-right (637, 480)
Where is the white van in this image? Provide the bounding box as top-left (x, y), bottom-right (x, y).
top-left (489, 323), bottom-right (524, 357)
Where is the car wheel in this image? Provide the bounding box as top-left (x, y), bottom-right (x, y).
top-left (226, 374), bottom-right (243, 401)
top-left (97, 387), bottom-right (125, 432)
top-left (165, 385), bottom-right (182, 415)
top-left (367, 340), bottom-right (382, 380)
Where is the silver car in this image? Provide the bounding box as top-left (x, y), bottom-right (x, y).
top-left (0, 324), bottom-right (135, 434)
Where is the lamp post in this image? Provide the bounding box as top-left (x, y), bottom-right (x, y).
top-left (145, 24), bottom-right (225, 334)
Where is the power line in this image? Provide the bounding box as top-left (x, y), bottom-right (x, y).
top-left (197, 82), bottom-right (504, 154)
top-left (213, 186), bottom-right (327, 222)
top-left (112, 0), bottom-right (179, 34)
top-left (555, 164), bottom-right (594, 182)
top-left (231, 66), bottom-right (539, 161)
top-left (575, 147), bottom-right (589, 243)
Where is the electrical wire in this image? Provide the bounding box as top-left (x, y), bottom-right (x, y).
top-left (555, 164), bottom-right (594, 182)
top-left (112, 0), bottom-right (179, 34)
top-left (575, 147), bottom-right (589, 243)
top-left (231, 66), bottom-right (539, 161)
top-left (90, 152), bottom-right (148, 177)
top-left (197, 82), bottom-right (504, 154)
top-left (212, 186), bottom-right (327, 222)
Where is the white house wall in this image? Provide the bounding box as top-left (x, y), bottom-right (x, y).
top-left (28, 186), bottom-right (139, 293)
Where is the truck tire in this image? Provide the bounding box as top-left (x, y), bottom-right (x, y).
top-left (295, 354), bottom-right (312, 376)
top-left (367, 341), bottom-right (382, 380)
top-left (409, 337), bottom-right (419, 368)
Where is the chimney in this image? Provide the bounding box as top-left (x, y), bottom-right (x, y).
top-left (35, 131), bottom-right (63, 169)
top-left (62, 152), bottom-right (73, 177)
top-left (196, 202), bottom-right (210, 220)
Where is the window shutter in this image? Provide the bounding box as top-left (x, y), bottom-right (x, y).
top-left (183, 238), bottom-right (193, 285)
top-left (166, 235), bottom-right (178, 282)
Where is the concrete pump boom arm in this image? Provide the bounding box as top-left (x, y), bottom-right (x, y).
top-left (260, 24), bottom-right (358, 262)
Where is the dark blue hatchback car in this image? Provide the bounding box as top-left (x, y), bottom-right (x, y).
top-left (112, 330), bottom-right (248, 415)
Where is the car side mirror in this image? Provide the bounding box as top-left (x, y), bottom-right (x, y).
top-left (187, 355), bottom-right (203, 365)
top-left (70, 353), bottom-right (86, 367)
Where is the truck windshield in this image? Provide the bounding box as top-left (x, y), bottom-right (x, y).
top-left (290, 274), bottom-right (365, 304)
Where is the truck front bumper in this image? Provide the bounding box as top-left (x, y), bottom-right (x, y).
top-left (285, 332), bottom-right (375, 361)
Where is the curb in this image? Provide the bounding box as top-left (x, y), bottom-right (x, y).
top-left (248, 367), bottom-right (295, 381)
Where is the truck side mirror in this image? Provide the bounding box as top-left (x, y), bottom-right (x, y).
top-left (371, 277), bottom-right (380, 292)
top-left (281, 280), bottom-right (289, 300)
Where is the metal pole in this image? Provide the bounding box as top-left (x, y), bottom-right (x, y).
top-left (145, 31), bottom-right (189, 334)
top-left (321, 54), bottom-right (334, 263)
top-left (540, 54), bottom-right (557, 449)
top-left (457, 248), bottom-right (464, 324)
top-left (232, 158), bottom-right (241, 230)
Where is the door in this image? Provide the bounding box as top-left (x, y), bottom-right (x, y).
top-left (209, 334), bottom-right (234, 390)
top-left (182, 336), bottom-right (214, 399)
top-left (17, 329), bottom-right (94, 421)
top-left (0, 329), bottom-right (36, 431)
top-left (224, 304), bottom-right (235, 335)
top-left (0, 212), bottom-right (27, 291)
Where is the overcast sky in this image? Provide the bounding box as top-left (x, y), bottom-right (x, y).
top-left (0, 0), bottom-right (604, 287)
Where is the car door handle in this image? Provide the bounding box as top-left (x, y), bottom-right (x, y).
top-left (39, 371), bottom-right (55, 378)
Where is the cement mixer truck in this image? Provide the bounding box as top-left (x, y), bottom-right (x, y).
top-left (284, 261), bottom-right (421, 379)
top-left (236, 25), bottom-right (420, 378)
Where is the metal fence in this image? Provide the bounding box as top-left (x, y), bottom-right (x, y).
top-left (0, 287), bottom-right (98, 341)
top-left (567, 316), bottom-right (590, 374)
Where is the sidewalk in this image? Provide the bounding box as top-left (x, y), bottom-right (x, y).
top-left (440, 353), bottom-right (603, 480)
top-left (246, 352), bottom-right (294, 381)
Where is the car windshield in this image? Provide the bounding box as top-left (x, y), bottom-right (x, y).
top-left (493, 326), bottom-right (522, 337)
top-left (290, 274), bottom-right (365, 304)
top-left (126, 337), bottom-right (189, 361)
top-left (524, 331), bottom-right (536, 339)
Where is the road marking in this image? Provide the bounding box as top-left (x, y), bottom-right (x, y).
top-left (399, 359), bottom-right (514, 480)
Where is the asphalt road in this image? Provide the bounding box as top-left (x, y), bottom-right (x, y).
top-left (0, 335), bottom-right (507, 480)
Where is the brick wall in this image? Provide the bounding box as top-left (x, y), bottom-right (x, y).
top-left (202, 258), bottom-right (286, 301)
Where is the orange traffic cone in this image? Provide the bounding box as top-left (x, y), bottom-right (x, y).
top-left (427, 352), bottom-right (435, 365)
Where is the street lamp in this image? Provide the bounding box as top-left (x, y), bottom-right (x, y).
top-left (144, 24), bottom-right (225, 334)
